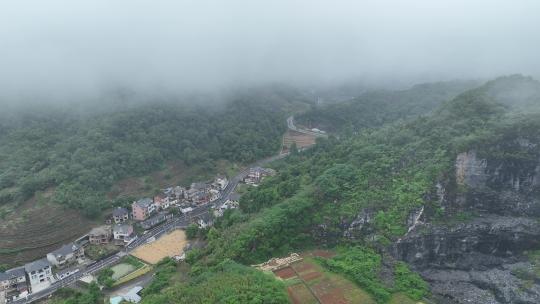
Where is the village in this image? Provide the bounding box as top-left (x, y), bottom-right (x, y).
top-left (0, 166), bottom-right (276, 304)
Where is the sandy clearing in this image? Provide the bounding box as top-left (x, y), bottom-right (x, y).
top-left (131, 229), bottom-right (188, 264)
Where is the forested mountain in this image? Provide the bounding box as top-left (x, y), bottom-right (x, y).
top-left (137, 76), bottom-right (540, 304)
top-left (0, 94), bottom-right (299, 218)
top-left (295, 80), bottom-right (479, 134)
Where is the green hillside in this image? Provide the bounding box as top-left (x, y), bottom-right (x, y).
top-left (146, 76), bottom-right (540, 303)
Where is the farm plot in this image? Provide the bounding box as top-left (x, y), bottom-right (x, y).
top-left (131, 229), bottom-right (188, 264)
top-left (0, 196), bottom-right (95, 265)
top-left (292, 258), bottom-right (376, 304)
top-left (281, 130), bottom-right (317, 153)
top-left (272, 254), bottom-right (376, 304)
top-left (287, 282), bottom-right (319, 304)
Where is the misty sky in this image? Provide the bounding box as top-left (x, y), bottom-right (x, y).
top-left (1, 0), bottom-right (539, 102)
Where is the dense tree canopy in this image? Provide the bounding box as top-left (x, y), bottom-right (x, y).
top-left (141, 260), bottom-right (288, 304)
top-left (0, 98), bottom-right (288, 217)
top-left (192, 76), bottom-right (540, 266)
top-left (295, 80), bottom-right (478, 133)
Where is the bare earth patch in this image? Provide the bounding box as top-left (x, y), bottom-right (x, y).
top-left (309, 249), bottom-right (336, 259)
top-left (289, 257), bottom-right (376, 304)
top-left (131, 229), bottom-right (188, 264)
top-left (281, 130), bottom-right (317, 153)
top-left (294, 262), bottom-right (315, 274)
top-left (274, 267), bottom-right (297, 279)
top-left (302, 271), bottom-right (323, 282)
top-left (287, 283), bottom-right (319, 304)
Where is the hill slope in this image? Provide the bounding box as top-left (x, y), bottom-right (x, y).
top-left (295, 80), bottom-right (479, 133)
top-left (168, 76), bottom-right (540, 304)
top-left (0, 89), bottom-right (310, 266)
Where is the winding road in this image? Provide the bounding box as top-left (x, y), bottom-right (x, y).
top-left (14, 139), bottom-right (290, 303)
top-left (287, 116), bottom-right (327, 137)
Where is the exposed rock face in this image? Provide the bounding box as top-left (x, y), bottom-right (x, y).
top-left (343, 208), bottom-right (375, 240)
top-left (394, 144), bottom-right (540, 304)
top-left (395, 216), bottom-right (540, 304)
top-left (395, 216), bottom-right (540, 269)
top-left (455, 150), bottom-right (488, 188)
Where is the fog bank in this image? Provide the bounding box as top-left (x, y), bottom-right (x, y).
top-left (1, 0), bottom-right (539, 103)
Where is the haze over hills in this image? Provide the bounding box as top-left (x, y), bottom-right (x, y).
top-left (1, 1), bottom-right (540, 304)
top-left (2, 75), bottom-right (540, 304)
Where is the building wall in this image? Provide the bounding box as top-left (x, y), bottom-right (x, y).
top-left (113, 213), bottom-right (129, 224)
top-left (28, 267), bottom-right (53, 289)
top-left (132, 204), bottom-right (148, 221)
top-left (89, 233), bottom-right (110, 244)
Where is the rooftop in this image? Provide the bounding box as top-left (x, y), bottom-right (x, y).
top-left (190, 182), bottom-right (208, 190)
top-left (134, 198), bottom-right (153, 208)
top-left (25, 258), bottom-right (51, 273)
top-left (6, 267), bottom-right (26, 278)
top-left (89, 225), bottom-right (111, 236)
top-left (124, 286), bottom-right (143, 303)
top-left (228, 193), bottom-right (241, 201)
top-left (113, 224), bottom-right (133, 234)
top-left (50, 242), bottom-right (80, 257)
top-left (0, 267), bottom-right (26, 281)
top-left (197, 212), bottom-right (214, 224)
top-left (140, 211), bottom-right (171, 228)
top-left (0, 272), bottom-right (10, 281)
top-left (112, 207), bottom-right (129, 217)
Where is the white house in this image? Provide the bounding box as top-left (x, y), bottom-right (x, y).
top-left (24, 259), bottom-right (54, 293)
top-left (214, 175), bottom-right (228, 190)
top-left (195, 213), bottom-right (214, 229)
top-left (215, 193), bottom-right (240, 217)
top-left (46, 243), bottom-right (84, 268)
top-left (113, 224), bottom-right (135, 245)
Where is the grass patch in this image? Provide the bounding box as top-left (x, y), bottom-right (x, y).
top-left (389, 292), bottom-right (419, 304)
top-left (316, 247), bottom-right (428, 303)
top-left (121, 255), bottom-right (145, 268)
top-left (111, 263), bottom-right (136, 280)
top-left (394, 262), bottom-right (430, 301)
top-left (283, 277), bottom-right (302, 287)
top-left (85, 244), bottom-right (119, 261)
top-left (113, 264), bottom-right (152, 286)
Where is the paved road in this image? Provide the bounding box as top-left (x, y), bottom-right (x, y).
top-left (15, 148), bottom-right (289, 303)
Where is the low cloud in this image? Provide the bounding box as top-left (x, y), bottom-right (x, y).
top-left (1, 0), bottom-right (539, 103)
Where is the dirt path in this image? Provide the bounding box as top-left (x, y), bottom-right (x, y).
top-left (291, 264), bottom-right (323, 304)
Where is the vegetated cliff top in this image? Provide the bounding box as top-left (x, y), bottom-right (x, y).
top-left (172, 75), bottom-right (540, 304)
top-left (294, 79), bottom-right (480, 133)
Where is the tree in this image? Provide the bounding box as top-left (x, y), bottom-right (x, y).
top-left (186, 223), bottom-right (199, 239)
top-left (289, 142), bottom-right (298, 155)
top-left (97, 268), bottom-right (114, 288)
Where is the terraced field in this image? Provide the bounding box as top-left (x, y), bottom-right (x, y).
top-left (281, 130), bottom-right (317, 153)
top-left (273, 251), bottom-right (376, 304)
top-left (0, 197), bottom-right (95, 266)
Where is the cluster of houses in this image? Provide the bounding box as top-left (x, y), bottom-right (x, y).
top-left (243, 167), bottom-right (276, 186)
top-left (0, 169), bottom-right (274, 303)
top-left (0, 240), bottom-right (89, 303)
